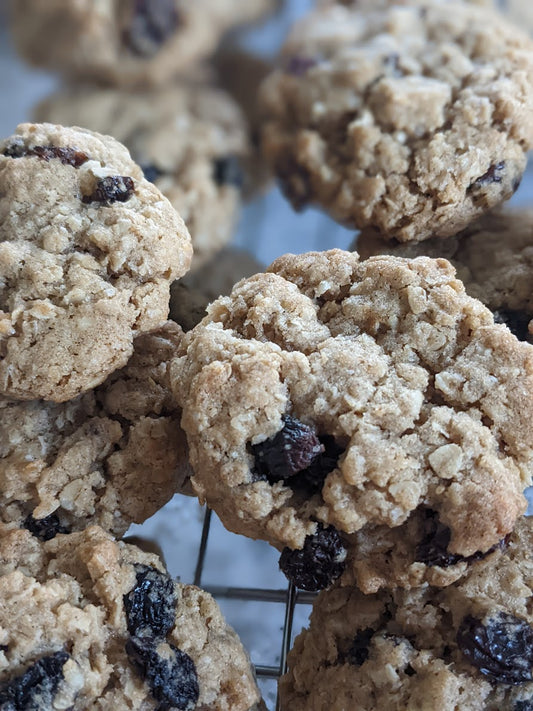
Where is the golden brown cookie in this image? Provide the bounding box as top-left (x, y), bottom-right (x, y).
top-left (280, 516), bottom-right (533, 711)
top-left (172, 249), bottom-right (533, 592)
top-left (0, 524), bottom-right (262, 710)
top-left (260, 2), bottom-right (533, 241)
top-left (0, 322), bottom-right (190, 539)
top-left (0, 123), bottom-right (191, 401)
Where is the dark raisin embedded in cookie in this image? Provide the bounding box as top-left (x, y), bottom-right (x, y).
top-left (416, 509), bottom-right (510, 568)
top-left (279, 524), bottom-right (347, 591)
top-left (82, 176), bottom-right (135, 205)
top-left (275, 155), bottom-right (314, 211)
top-left (472, 161), bottom-right (506, 188)
top-left (0, 651), bottom-right (70, 709)
top-left (457, 612), bottom-right (533, 684)
top-left (493, 310), bottom-right (533, 344)
top-left (251, 415), bottom-right (324, 484)
top-left (3, 143), bottom-right (89, 167)
top-left (125, 0), bottom-right (180, 58)
top-left (515, 701), bottom-right (533, 711)
top-left (289, 435), bottom-right (344, 495)
top-left (124, 564), bottom-right (176, 638)
top-left (213, 156), bottom-right (244, 189)
top-left (126, 635), bottom-right (199, 710)
top-left (23, 513), bottom-right (69, 542)
top-left (347, 628), bottom-right (375, 667)
top-left (415, 509), bottom-right (463, 567)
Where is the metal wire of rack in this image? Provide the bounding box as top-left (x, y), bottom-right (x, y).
top-left (192, 507), bottom-right (317, 711)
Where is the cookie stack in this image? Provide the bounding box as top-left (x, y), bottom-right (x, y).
top-left (0, 122), bottom-right (263, 709)
top-left (3, 0), bottom-right (533, 709)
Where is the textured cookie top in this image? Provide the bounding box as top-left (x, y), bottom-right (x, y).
top-left (280, 516), bottom-right (533, 711)
top-left (173, 250), bottom-right (533, 589)
top-left (0, 322), bottom-right (190, 539)
top-left (0, 524), bottom-right (261, 710)
top-left (36, 83), bottom-right (250, 267)
top-left (358, 208), bottom-right (533, 344)
top-left (10, 0), bottom-right (274, 87)
top-left (260, 2), bottom-right (533, 241)
top-left (0, 123), bottom-right (192, 401)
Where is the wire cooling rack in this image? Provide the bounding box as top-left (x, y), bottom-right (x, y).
top-left (192, 507), bottom-right (317, 710)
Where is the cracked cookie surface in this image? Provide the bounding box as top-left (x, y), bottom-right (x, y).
top-left (10, 0), bottom-right (275, 87)
top-left (172, 249), bottom-right (533, 590)
top-left (260, 2), bottom-right (533, 241)
top-left (0, 524), bottom-right (262, 710)
top-left (36, 83), bottom-right (250, 268)
top-left (0, 123), bottom-right (192, 402)
top-left (280, 516), bottom-right (533, 711)
top-left (0, 322), bottom-right (190, 539)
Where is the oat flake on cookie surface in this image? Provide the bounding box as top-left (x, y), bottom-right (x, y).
top-left (357, 207), bottom-right (533, 346)
top-left (0, 524), bottom-right (262, 710)
top-left (280, 516), bottom-right (533, 711)
top-left (0, 322), bottom-right (190, 540)
top-left (173, 249), bottom-right (533, 592)
top-left (260, 1), bottom-right (533, 241)
top-left (35, 82), bottom-right (250, 269)
top-left (0, 123), bottom-right (192, 402)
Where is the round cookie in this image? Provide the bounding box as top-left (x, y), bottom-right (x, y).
top-left (0, 321), bottom-right (190, 540)
top-left (172, 249), bottom-right (533, 592)
top-left (36, 83), bottom-right (250, 268)
top-left (0, 523), bottom-right (263, 710)
top-left (279, 516), bottom-right (533, 711)
top-left (169, 247), bottom-right (264, 332)
top-left (9, 0), bottom-right (275, 87)
top-left (0, 122), bottom-right (191, 402)
top-left (259, 2), bottom-right (533, 242)
top-left (356, 208), bottom-right (533, 345)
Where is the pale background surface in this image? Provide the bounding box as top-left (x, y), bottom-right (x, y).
top-left (1, 2), bottom-right (532, 707)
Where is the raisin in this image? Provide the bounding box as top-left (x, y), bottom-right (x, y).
top-left (515, 702), bottom-right (533, 711)
top-left (289, 435), bottom-right (344, 495)
top-left (494, 310), bottom-right (533, 343)
top-left (279, 524), bottom-right (347, 591)
top-left (252, 415), bottom-right (324, 484)
top-left (23, 513), bottom-right (68, 542)
top-left (415, 510), bottom-right (508, 568)
top-left (82, 176), bottom-right (135, 205)
top-left (124, 565), bottom-right (176, 639)
top-left (140, 164), bottom-right (163, 183)
top-left (415, 510), bottom-right (462, 567)
top-left (347, 628), bottom-right (374, 667)
top-left (126, 0), bottom-right (180, 57)
top-left (213, 157), bottom-right (244, 189)
top-left (275, 155), bottom-right (313, 211)
top-left (3, 144), bottom-right (89, 167)
top-left (457, 612), bottom-right (533, 684)
top-left (0, 651), bottom-right (69, 710)
top-left (126, 636), bottom-right (199, 710)
top-left (472, 161), bottom-right (506, 188)
top-left (285, 56), bottom-right (317, 76)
